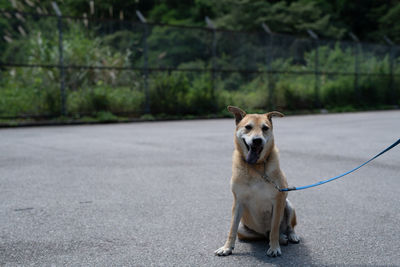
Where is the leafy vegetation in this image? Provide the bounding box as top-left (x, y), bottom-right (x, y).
top-left (5, 0), bottom-right (400, 42)
top-left (0, 1), bottom-right (399, 123)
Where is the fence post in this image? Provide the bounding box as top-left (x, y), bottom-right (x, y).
top-left (51, 2), bottom-right (66, 116)
top-left (349, 32), bottom-right (360, 105)
top-left (136, 10), bottom-right (150, 114)
top-left (307, 29), bottom-right (320, 108)
top-left (205, 16), bottom-right (217, 111)
top-left (262, 23), bottom-right (274, 109)
top-left (384, 36), bottom-right (395, 105)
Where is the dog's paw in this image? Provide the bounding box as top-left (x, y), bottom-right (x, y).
top-left (288, 232), bottom-right (300, 243)
top-left (279, 233), bottom-right (288, 246)
top-left (214, 246), bottom-right (233, 256)
top-left (267, 245), bottom-right (281, 257)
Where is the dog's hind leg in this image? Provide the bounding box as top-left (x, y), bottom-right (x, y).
top-left (284, 199), bottom-right (300, 244)
top-left (279, 200), bottom-right (290, 246)
top-left (237, 222), bottom-right (266, 241)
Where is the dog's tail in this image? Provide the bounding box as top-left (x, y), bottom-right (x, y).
top-left (290, 209), bottom-right (297, 228)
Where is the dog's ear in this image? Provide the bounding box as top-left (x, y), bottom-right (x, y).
top-left (266, 111), bottom-right (284, 122)
top-left (227, 106), bottom-right (246, 125)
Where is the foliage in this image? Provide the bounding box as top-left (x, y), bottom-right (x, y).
top-left (4, 0), bottom-right (400, 42)
top-left (214, 0), bottom-right (345, 39)
top-left (67, 85), bottom-right (144, 115)
top-left (147, 26), bottom-right (210, 68)
top-left (0, 67), bottom-right (60, 116)
top-left (0, 20), bottom-right (139, 117)
top-left (1, 1), bottom-right (400, 120)
top-left (149, 71), bottom-right (215, 115)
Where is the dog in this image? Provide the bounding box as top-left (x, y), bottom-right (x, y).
top-left (214, 106), bottom-right (300, 257)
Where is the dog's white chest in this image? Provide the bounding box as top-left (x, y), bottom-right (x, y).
top-left (248, 179), bottom-right (277, 201)
top-left (235, 179), bottom-right (277, 233)
top-left (248, 180), bottom-right (276, 212)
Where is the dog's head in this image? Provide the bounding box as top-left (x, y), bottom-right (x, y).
top-left (228, 106), bottom-right (284, 164)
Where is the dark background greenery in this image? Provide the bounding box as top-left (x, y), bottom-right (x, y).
top-left (3, 0), bottom-right (400, 43)
top-left (0, 1), bottom-right (399, 121)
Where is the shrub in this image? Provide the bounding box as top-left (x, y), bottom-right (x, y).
top-left (149, 72), bottom-right (190, 114)
top-left (67, 85), bottom-right (144, 115)
top-left (0, 67), bottom-right (61, 117)
top-left (321, 75), bottom-right (354, 108)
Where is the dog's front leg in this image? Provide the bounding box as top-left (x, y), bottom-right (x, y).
top-left (214, 194), bottom-right (243, 256)
top-left (267, 192), bottom-right (287, 257)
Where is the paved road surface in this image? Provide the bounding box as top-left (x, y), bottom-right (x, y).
top-left (1, 111), bottom-right (400, 266)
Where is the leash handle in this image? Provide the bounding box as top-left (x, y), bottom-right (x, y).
top-left (279, 138), bottom-right (400, 192)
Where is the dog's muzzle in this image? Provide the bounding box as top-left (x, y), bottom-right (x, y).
top-left (244, 138), bottom-right (263, 164)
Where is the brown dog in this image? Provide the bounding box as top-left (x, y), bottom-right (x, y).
top-left (215, 106), bottom-right (300, 257)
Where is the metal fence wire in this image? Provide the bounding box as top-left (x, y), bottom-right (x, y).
top-left (0, 10), bottom-right (399, 119)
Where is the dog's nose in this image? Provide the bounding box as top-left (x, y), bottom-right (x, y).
top-left (252, 138), bottom-right (263, 146)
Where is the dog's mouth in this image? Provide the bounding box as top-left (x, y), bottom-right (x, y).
top-left (242, 138), bottom-right (263, 164)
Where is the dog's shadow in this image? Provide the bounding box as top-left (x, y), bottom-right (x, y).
top-left (234, 238), bottom-right (314, 266)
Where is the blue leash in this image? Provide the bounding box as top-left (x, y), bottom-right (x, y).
top-left (279, 138), bottom-right (400, 192)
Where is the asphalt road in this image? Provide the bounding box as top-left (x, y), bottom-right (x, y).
top-left (1, 111), bottom-right (400, 266)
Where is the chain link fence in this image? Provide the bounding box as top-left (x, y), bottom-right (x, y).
top-left (1, 10), bottom-right (399, 119)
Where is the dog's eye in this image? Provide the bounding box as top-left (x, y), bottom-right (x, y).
top-left (262, 125), bottom-right (269, 131)
top-left (245, 125), bottom-right (252, 130)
